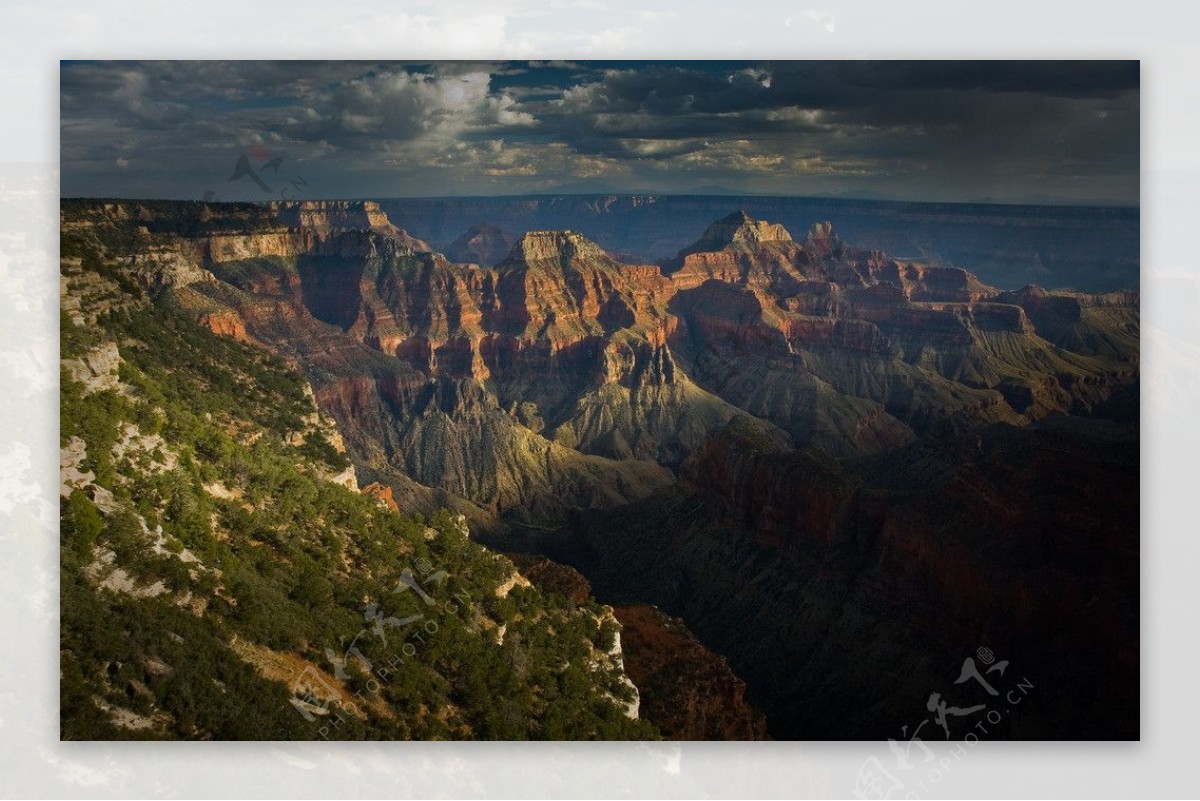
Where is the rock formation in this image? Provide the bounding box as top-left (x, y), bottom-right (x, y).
top-left (271, 199), bottom-right (433, 251)
top-left (506, 553), bottom-right (768, 739)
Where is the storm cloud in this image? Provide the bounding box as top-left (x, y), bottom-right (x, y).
top-left (59, 60), bottom-right (1139, 204)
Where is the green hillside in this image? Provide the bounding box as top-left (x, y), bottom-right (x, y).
top-left (60, 253), bottom-right (654, 741)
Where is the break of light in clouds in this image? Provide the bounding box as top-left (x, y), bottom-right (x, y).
top-left (59, 60), bottom-right (1139, 205)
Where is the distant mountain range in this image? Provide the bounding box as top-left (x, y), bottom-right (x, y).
top-left (370, 193), bottom-right (1139, 295)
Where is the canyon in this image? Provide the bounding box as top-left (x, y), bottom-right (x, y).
top-left (60, 197), bottom-right (1139, 739)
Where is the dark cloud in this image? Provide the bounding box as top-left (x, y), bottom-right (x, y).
top-left (59, 60), bottom-right (1139, 204)
top-left (842, 60), bottom-right (1140, 98)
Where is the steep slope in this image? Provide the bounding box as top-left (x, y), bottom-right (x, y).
top-left (613, 605), bottom-right (769, 741)
top-left (59, 235), bottom-right (657, 741)
top-left (504, 554), bottom-right (768, 740)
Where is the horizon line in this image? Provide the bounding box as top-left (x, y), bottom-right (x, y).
top-left (58, 192), bottom-right (1142, 211)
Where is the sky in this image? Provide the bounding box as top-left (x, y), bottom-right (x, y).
top-left (59, 60), bottom-right (1140, 205)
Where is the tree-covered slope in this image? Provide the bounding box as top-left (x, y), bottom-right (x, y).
top-left (59, 249), bottom-right (654, 741)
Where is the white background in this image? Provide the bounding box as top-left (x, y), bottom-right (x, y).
top-left (1, 1), bottom-right (1196, 797)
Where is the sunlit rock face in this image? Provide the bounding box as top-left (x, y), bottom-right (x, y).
top-left (272, 200), bottom-right (433, 251)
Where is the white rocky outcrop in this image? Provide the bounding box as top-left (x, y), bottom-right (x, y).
top-left (63, 342), bottom-right (121, 395)
top-left (602, 609), bottom-right (641, 720)
top-left (112, 423), bottom-right (178, 474)
top-left (128, 247), bottom-right (216, 289)
top-left (60, 436), bottom-right (94, 498)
